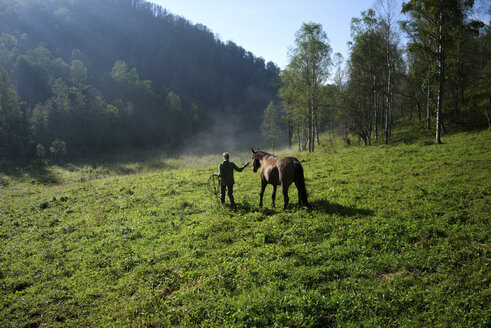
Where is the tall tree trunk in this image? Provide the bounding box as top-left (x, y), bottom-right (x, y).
top-left (454, 85), bottom-right (459, 121)
top-left (380, 0), bottom-right (395, 144)
top-left (372, 75), bottom-right (377, 142)
top-left (426, 79), bottom-right (432, 130)
top-left (374, 95), bottom-right (379, 141)
top-left (302, 121), bottom-right (308, 151)
top-left (313, 101), bottom-right (319, 149)
top-left (486, 106), bottom-right (491, 131)
top-left (454, 41), bottom-right (463, 121)
top-left (410, 101), bottom-right (413, 121)
top-left (384, 94), bottom-right (389, 144)
top-left (298, 126), bottom-right (301, 152)
top-left (417, 102), bottom-right (421, 121)
top-left (307, 87), bottom-right (313, 152)
top-left (385, 60), bottom-right (391, 144)
top-left (368, 118), bottom-right (372, 146)
top-left (435, 6), bottom-right (444, 145)
top-left (389, 88), bottom-right (393, 137)
top-left (288, 123), bottom-right (293, 149)
top-left (308, 106), bottom-right (313, 152)
top-left (375, 107), bottom-right (379, 141)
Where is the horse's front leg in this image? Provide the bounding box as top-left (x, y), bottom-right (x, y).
top-left (271, 185), bottom-right (277, 208)
top-left (259, 180), bottom-right (267, 208)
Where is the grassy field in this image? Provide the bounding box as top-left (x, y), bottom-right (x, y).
top-left (1, 129), bottom-right (490, 327)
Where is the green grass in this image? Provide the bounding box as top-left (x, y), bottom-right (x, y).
top-left (1, 130), bottom-right (490, 327)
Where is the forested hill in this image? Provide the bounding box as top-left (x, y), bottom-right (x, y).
top-left (0, 0), bottom-right (280, 159)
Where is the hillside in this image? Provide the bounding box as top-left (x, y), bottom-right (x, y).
top-left (0, 0), bottom-right (279, 156)
top-left (1, 130), bottom-right (489, 327)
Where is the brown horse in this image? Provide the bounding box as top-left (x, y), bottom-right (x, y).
top-left (251, 149), bottom-right (309, 210)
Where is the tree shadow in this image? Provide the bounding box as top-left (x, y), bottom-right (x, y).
top-left (232, 198), bottom-right (374, 218)
top-left (233, 201), bottom-right (277, 216)
top-left (28, 165), bottom-right (60, 184)
top-left (309, 199), bottom-right (374, 217)
top-left (70, 158), bottom-right (170, 177)
top-left (0, 162), bottom-right (60, 185)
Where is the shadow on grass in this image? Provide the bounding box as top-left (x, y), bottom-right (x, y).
top-left (228, 195), bottom-right (374, 217)
top-left (309, 199), bottom-right (374, 217)
top-left (0, 161), bottom-right (60, 185)
top-left (73, 158), bottom-right (170, 176)
top-left (230, 201), bottom-right (278, 216)
top-left (28, 165), bottom-right (60, 184)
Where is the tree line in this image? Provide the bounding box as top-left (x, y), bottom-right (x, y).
top-left (1, 0), bottom-right (489, 163)
top-left (262, 0), bottom-right (489, 151)
top-left (0, 0), bottom-right (280, 162)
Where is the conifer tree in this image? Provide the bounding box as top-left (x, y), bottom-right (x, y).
top-left (0, 66), bottom-right (32, 159)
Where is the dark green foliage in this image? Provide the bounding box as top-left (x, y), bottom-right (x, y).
top-left (0, 66), bottom-right (32, 160)
top-left (341, 10), bottom-right (388, 145)
top-left (0, 0), bottom-right (280, 157)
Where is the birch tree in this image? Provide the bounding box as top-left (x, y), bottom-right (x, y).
top-left (402, 0), bottom-right (475, 144)
top-left (376, 0), bottom-right (401, 143)
top-left (281, 22), bottom-right (332, 152)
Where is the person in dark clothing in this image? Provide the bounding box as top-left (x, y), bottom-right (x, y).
top-left (214, 152), bottom-right (249, 208)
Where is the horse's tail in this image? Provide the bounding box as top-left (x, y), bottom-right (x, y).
top-left (294, 161), bottom-right (309, 207)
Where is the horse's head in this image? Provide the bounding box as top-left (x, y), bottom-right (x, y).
top-left (251, 148), bottom-right (270, 172)
top-left (251, 148), bottom-right (261, 173)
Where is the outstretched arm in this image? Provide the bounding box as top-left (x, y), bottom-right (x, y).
top-left (234, 162), bottom-right (250, 172)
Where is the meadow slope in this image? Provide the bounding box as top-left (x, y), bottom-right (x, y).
top-left (1, 131), bottom-right (490, 327)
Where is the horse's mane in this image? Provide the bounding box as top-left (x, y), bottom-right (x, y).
top-left (254, 150), bottom-right (275, 159)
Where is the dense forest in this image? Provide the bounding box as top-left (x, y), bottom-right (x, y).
top-left (0, 0), bottom-right (280, 161)
top-left (0, 0), bottom-right (490, 162)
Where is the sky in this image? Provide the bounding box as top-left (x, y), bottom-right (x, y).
top-left (152, 0), bottom-right (388, 69)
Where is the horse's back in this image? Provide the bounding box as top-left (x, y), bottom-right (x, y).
top-left (276, 157), bottom-right (300, 184)
top-left (261, 156), bottom-right (303, 185)
top-left (277, 157), bottom-right (300, 169)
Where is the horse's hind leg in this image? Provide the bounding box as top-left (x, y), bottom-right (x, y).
top-left (294, 180), bottom-right (308, 208)
top-left (259, 180), bottom-right (267, 208)
top-left (296, 183), bottom-right (302, 208)
top-left (271, 185), bottom-right (277, 208)
top-left (282, 183), bottom-right (290, 210)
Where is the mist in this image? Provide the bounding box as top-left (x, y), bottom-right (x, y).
top-left (0, 0), bottom-right (280, 161)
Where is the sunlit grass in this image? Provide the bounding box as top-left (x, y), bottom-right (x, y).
top-left (1, 129), bottom-right (490, 327)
